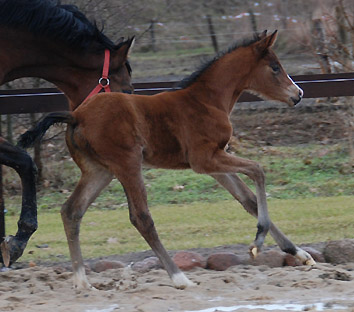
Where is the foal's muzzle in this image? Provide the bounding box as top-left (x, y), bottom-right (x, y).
top-left (291, 89), bottom-right (304, 106)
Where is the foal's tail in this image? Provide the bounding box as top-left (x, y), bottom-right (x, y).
top-left (18, 111), bottom-right (76, 149)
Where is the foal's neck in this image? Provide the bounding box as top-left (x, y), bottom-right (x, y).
top-left (1, 28), bottom-right (105, 110)
top-left (189, 48), bottom-right (255, 114)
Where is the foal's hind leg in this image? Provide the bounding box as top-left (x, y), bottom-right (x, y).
top-left (113, 160), bottom-right (194, 289)
top-left (61, 161), bottom-right (113, 289)
top-left (210, 173), bottom-right (315, 265)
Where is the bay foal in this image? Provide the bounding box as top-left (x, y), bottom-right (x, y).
top-left (0, 0), bottom-right (133, 265)
top-left (19, 31), bottom-right (315, 289)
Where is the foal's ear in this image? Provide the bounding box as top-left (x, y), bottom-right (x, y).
top-left (259, 30), bottom-right (267, 39)
top-left (254, 30), bottom-right (278, 55)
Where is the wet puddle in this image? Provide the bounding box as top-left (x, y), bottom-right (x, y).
top-left (85, 304), bottom-right (119, 312)
top-left (185, 302), bottom-right (348, 312)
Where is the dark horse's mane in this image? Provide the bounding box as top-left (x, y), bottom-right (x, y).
top-left (0, 0), bottom-right (118, 52)
top-left (177, 33), bottom-right (263, 89)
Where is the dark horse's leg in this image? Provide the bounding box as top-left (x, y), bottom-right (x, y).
top-left (0, 138), bottom-right (37, 266)
top-left (210, 173), bottom-right (315, 265)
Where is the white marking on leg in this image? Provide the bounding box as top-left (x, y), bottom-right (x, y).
top-left (295, 247), bottom-right (316, 266)
top-left (73, 266), bottom-right (97, 290)
top-left (171, 272), bottom-right (195, 289)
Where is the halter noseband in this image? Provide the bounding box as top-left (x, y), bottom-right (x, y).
top-left (84, 49), bottom-right (111, 102)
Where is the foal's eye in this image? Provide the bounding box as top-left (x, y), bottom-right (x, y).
top-left (271, 64), bottom-right (280, 74)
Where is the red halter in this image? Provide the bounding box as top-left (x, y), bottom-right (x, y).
top-left (84, 49), bottom-right (111, 102)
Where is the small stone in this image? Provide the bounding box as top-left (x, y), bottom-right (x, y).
top-left (53, 266), bottom-right (68, 274)
top-left (250, 249), bottom-right (285, 268)
top-left (91, 260), bottom-right (125, 273)
top-left (35, 244), bottom-right (49, 249)
top-left (29, 261), bottom-right (36, 268)
top-left (173, 251), bottom-right (206, 271)
top-left (323, 239), bottom-right (354, 264)
top-left (206, 253), bottom-right (241, 271)
top-left (132, 257), bottom-right (162, 273)
top-left (283, 254), bottom-right (302, 267)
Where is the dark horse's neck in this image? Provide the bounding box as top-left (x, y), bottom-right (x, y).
top-left (0, 28), bottom-right (107, 110)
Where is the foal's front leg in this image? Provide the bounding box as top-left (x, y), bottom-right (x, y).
top-left (116, 167), bottom-right (195, 289)
top-left (191, 150), bottom-right (271, 255)
top-left (211, 173), bottom-right (315, 265)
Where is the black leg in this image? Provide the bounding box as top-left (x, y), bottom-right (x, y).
top-left (0, 138), bottom-right (37, 265)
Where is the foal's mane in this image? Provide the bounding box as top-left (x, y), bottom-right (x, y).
top-left (0, 0), bottom-right (117, 52)
top-left (177, 33), bottom-right (262, 89)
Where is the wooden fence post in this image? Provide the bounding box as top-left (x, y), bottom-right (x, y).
top-left (150, 19), bottom-right (157, 52)
top-left (248, 9), bottom-right (258, 32)
top-left (207, 15), bottom-right (219, 53)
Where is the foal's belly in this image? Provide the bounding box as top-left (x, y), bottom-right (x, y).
top-left (142, 148), bottom-right (190, 170)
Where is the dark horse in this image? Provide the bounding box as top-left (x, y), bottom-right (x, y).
top-left (0, 0), bottom-right (134, 266)
top-left (20, 31), bottom-right (316, 289)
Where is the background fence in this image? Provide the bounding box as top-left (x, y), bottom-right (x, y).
top-left (1, 73), bottom-right (354, 114)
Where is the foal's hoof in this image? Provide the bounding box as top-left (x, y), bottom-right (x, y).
top-left (73, 280), bottom-right (98, 291)
top-left (296, 248), bottom-right (316, 266)
top-left (305, 258), bottom-right (316, 266)
top-left (0, 236), bottom-right (27, 267)
top-left (172, 272), bottom-right (196, 289)
top-left (249, 245), bottom-right (259, 259)
top-left (73, 269), bottom-right (98, 291)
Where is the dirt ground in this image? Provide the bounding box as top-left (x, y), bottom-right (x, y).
top-left (230, 98), bottom-right (350, 146)
top-left (1, 244), bottom-right (354, 312)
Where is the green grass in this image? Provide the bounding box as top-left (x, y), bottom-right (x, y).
top-left (5, 196), bottom-right (354, 263)
top-left (4, 143), bottom-right (353, 214)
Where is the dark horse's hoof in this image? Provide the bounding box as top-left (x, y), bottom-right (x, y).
top-left (0, 236), bottom-right (28, 267)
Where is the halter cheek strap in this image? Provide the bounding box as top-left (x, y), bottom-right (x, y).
top-left (84, 49), bottom-right (111, 102)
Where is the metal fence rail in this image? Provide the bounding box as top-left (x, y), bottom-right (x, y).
top-left (0, 72), bottom-right (354, 115)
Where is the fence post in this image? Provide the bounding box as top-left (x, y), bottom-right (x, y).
top-left (207, 15), bottom-right (219, 53)
top-left (248, 9), bottom-right (258, 32)
top-left (150, 19), bottom-right (157, 52)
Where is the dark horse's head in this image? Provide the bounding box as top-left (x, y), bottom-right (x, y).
top-left (0, 0), bottom-right (135, 98)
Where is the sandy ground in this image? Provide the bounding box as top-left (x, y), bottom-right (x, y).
top-left (1, 259), bottom-right (354, 312)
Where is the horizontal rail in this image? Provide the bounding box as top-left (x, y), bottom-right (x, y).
top-left (0, 72), bottom-right (353, 114)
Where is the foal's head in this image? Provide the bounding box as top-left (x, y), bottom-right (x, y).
top-left (247, 30), bottom-right (303, 106)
